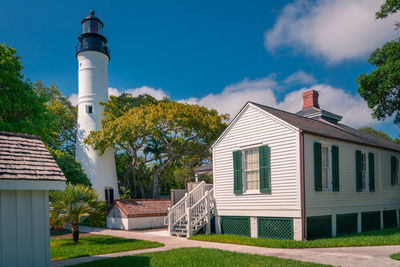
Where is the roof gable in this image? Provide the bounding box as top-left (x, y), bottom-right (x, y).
top-left (211, 103), bottom-right (299, 149)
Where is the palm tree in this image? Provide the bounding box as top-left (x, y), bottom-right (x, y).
top-left (49, 184), bottom-right (107, 243)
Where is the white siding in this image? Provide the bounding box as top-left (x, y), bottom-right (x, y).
top-left (0, 190), bottom-right (50, 267)
top-left (304, 134), bottom-right (400, 216)
top-left (107, 216), bottom-right (165, 230)
top-left (213, 104), bottom-right (301, 218)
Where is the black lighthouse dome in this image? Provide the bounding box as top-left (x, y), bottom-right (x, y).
top-left (76, 10), bottom-right (110, 59)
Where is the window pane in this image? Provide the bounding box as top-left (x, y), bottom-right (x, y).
top-left (322, 146), bottom-right (329, 189)
top-left (243, 148), bottom-right (259, 190)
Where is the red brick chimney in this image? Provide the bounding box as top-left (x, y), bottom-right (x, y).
top-left (302, 90), bottom-right (320, 109)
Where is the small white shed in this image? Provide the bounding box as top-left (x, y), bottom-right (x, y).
top-left (107, 199), bottom-right (171, 230)
top-left (0, 132), bottom-right (66, 267)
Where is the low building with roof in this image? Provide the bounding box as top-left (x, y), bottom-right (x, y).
top-left (0, 131), bottom-right (66, 267)
top-left (165, 89), bottom-right (400, 240)
top-left (107, 199), bottom-right (171, 230)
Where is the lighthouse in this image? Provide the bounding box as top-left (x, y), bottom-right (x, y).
top-left (75, 10), bottom-right (118, 204)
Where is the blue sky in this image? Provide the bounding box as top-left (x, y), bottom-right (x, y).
top-left (1, 0), bottom-right (399, 137)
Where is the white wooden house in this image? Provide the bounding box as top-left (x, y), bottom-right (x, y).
top-left (0, 132), bottom-right (66, 267)
top-left (165, 90), bottom-right (400, 240)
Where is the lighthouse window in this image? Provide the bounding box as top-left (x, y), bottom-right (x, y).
top-left (86, 105), bottom-right (93, 114)
top-left (105, 188), bottom-right (114, 205)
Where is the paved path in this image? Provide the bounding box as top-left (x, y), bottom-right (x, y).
top-left (52, 227), bottom-right (400, 267)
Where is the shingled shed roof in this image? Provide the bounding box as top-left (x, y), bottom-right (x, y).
top-left (250, 102), bottom-right (400, 152)
top-left (0, 132), bottom-right (66, 181)
top-left (110, 199), bottom-right (171, 218)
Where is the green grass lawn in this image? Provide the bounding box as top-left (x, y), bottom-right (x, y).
top-left (51, 234), bottom-right (163, 260)
top-left (190, 227), bottom-right (400, 248)
top-left (391, 252), bottom-right (400, 261)
top-left (72, 247), bottom-right (330, 267)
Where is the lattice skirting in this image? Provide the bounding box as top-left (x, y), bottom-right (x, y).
top-left (336, 213), bottom-right (358, 236)
top-left (361, 211), bottom-right (381, 232)
top-left (257, 217), bottom-right (293, 240)
top-left (383, 210), bottom-right (398, 229)
top-left (220, 216), bottom-right (250, 236)
top-left (307, 215), bottom-right (332, 240)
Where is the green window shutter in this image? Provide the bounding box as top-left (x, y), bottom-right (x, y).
top-left (259, 145), bottom-right (270, 193)
top-left (331, 145), bottom-right (339, 192)
top-left (391, 156), bottom-right (397, 186)
top-left (233, 150), bottom-right (242, 194)
top-left (314, 142), bottom-right (322, 191)
top-left (355, 150), bottom-right (362, 192)
top-left (368, 152), bottom-right (375, 192)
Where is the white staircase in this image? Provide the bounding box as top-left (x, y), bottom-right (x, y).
top-left (164, 181), bottom-right (215, 238)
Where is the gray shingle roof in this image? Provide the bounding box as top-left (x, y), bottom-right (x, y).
top-left (0, 132), bottom-right (66, 181)
top-left (194, 162), bottom-right (213, 174)
top-left (250, 102), bottom-right (400, 153)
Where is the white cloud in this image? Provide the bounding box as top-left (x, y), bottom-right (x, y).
top-left (68, 93), bottom-right (79, 106)
top-left (284, 70), bottom-right (316, 85)
top-left (68, 86), bottom-right (168, 106)
top-left (108, 86), bottom-right (168, 100)
top-left (69, 74), bottom-right (378, 128)
top-left (182, 76), bottom-right (377, 128)
top-left (180, 76), bottom-right (278, 118)
top-left (265, 0), bottom-right (400, 63)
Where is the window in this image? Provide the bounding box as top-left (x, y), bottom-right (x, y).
top-left (105, 188), bottom-right (114, 205)
top-left (321, 146), bottom-right (330, 190)
top-left (392, 156), bottom-right (400, 185)
top-left (86, 105), bottom-right (93, 114)
top-left (361, 153), bottom-right (368, 191)
top-left (243, 148), bottom-right (259, 191)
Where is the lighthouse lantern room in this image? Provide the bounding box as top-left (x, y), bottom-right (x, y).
top-left (75, 10), bottom-right (118, 204)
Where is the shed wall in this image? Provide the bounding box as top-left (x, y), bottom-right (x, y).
top-left (0, 190), bottom-right (50, 267)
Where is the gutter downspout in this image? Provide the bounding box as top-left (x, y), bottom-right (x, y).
top-left (300, 130), bottom-right (306, 240)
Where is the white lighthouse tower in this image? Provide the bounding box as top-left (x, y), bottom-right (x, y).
top-left (75, 10), bottom-right (118, 204)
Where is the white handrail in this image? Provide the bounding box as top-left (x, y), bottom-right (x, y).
top-left (164, 181), bottom-right (207, 226)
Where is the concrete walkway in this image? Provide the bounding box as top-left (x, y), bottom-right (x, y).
top-left (52, 226), bottom-right (400, 267)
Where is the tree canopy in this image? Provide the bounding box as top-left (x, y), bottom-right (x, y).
top-left (356, 1), bottom-right (400, 126)
top-left (0, 44), bottom-right (58, 144)
top-left (0, 43), bottom-right (89, 186)
top-left (85, 94), bottom-right (228, 198)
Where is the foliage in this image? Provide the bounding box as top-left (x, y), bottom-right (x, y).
top-left (49, 148), bottom-right (91, 186)
top-left (49, 184), bottom-right (107, 243)
top-left (72, 247), bottom-right (328, 267)
top-left (356, 1), bottom-right (400, 126)
top-left (190, 227), bottom-right (400, 248)
top-left (118, 185), bottom-right (131, 200)
top-left (34, 81), bottom-right (77, 155)
top-left (0, 43), bottom-right (58, 144)
top-left (84, 94), bottom-right (228, 199)
top-left (357, 38), bottom-right (400, 125)
top-left (51, 235), bottom-right (163, 260)
top-left (376, 0), bottom-right (400, 19)
top-left (143, 101), bottom-right (227, 198)
top-left (358, 126), bottom-right (393, 141)
top-left (85, 94), bottom-right (158, 198)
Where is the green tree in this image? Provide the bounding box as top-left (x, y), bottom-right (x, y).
top-left (34, 81), bottom-right (77, 155)
top-left (0, 44), bottom-right (58, 143)
top-left (358, 126), bottom-right (393, 141)
top-left (49, 148), bottom-right (91, 186)
top-left (49, 184), bottom-right (106, 243)
top-left (84, 94), bottom-right (158, 198)
top-left (144, 101), bottom-right (227, 198)
top-left (356, 1), bottom-right (400, 126)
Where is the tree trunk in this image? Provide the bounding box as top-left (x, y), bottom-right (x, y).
top-left (130, 160), bottom-right (138, 198)
top-left (71, 223), bottom-right (80, 243)
top-left (152, 168), bottom-right (160, 199)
